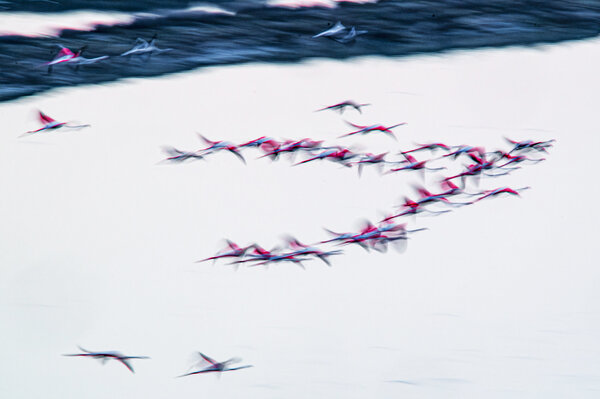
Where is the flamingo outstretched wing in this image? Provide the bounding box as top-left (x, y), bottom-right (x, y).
top-left (38, 111), bottom-right (56, 124)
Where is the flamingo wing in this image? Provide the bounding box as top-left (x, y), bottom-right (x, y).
top-left (38, 111), bottom-right (56, 124)
top-left (199, 352), bottom-right (219, 366)
top-left (345, 120), bottom-right (365, 129)
top-left (116, 357), bottom-right (135, 373)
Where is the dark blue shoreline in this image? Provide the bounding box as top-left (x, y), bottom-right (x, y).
top-left (1, 0), bottom-right (600, 103)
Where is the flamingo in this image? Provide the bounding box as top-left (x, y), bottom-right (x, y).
top-left (121, 34), bottom-right (172, 57)
top-left (63, 347), bottom-right (149, 373)
top-left (283, 236), bottom-right (342, 266)
top-left (352, 152), bottom-right (388, 176)
top-left (316, 100), bottom-right (370, 114)
top-left (468, 187), bottom-right (530, 204)
top-left (178, 352), bottom-right (252, 377)
top-left (161, 146), bottom-right (205, 162)
top-left (313, 22), bottom-right (367, 43)
top-left (21, 110), bottom-right (89, 136)
top-left (294, 147), bottom-right (356, 166)
top-left (340, 121), bottom-right (406, 140)
top-left (197, 134), bottom-right (246, 164)
top-left (401, 142), bottom-right (451, 155)
top-left (505, 138), bottom-right (555, 154)
top-left (197, 240), bottom-right (250, 263)
top-left (387, 154), bottom-right (445, 174)
top-left (45, 45), bottom-right (108, 73)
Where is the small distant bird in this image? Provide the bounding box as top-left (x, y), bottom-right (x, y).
top-left (313, 21), bottom-right (367, 43)
top-left (316, 100), bottom-right (370, 114)
top-left (21, 110), bottom-right (89, 136)
top-left (313, 21), bottom-right (348, 39)
top-left (121, 34), bottom-right (172, 57)
top-left (63, 346), bottom-right (149, 373)
top-left (161, 146), bottom-right (205, 162)
top-left (178, 352), bottom-right (252, 377)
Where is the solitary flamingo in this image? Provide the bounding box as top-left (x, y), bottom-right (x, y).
top-left (161, 146), bottom-right (205, 162)
top-left (21, 110), bottom-right (89, 136)
top-left (316, 100), bottom-right (370, 114)
top-left (178, 352), bottom-right (252, 377)
top-left (63, 346), bottom-right (149, 373)
top-left (121, 34), bottom-right (172, 57)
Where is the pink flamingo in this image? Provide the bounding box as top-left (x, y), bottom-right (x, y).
top-left (295, 147), bottom-right (356, 166)
top-left (22, 110), bottom-right (89, 136)
top-left (197, 134), bottom-right (246, 164)
top-left (468, 187), bottom-right (530, 204)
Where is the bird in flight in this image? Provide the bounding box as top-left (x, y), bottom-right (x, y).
top-left (340, 121), bottom-right (406, 140)
top-left (21, 110), bottom-right (89, 136)
top-left (316, 100), bottom-right (370, 114)
top-left (178, 352), bottom-right (252, 377)
top-left (63, 346), bottom-right (149, 373)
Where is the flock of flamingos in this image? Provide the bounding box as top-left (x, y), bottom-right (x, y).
top-left (21, 98), bottom-right (553, 377)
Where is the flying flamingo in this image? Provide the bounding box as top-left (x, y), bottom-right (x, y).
top-left (178, 352), bottom-right (252, 377)
top-left (283, 236), bottom-right (342, 266)
top-left (21, 110), bottom-right (89, 136)
top-left (294, 147), bottom-right (356, 166)
top-left (351, 152), bottom-right (388, 176)
top-left (316, 100), bottom-right (370, 114)
top-left (63, 346), bottom-right (149, 373)
top-left (121, 34), bottom-right (172, 57)
top-left (45, 45), bottom-right (108, 73)
top-left (197, 134), bottom-right (246, 164)
top-left (340, 121), bottom-right (406, 140)
top-left (161, 146), bottom-right (205, 162)
top-left (387, 154), bottom-right (445, 174)
top-left (505, 138), bottom-right (555, 154)
top-left (197, 240), bottom-right (251, 264)
top-left (468, 187), bottom-right (530, 204)
top-left (401, 143), bottom-right (451, 155)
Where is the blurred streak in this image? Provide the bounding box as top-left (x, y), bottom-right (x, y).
top-left (0, 11), bottom-right (135, 37)
top-left (2, 1), bottom-right (600, 102)
top-left (385, 380), bottom-right (419, 385)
